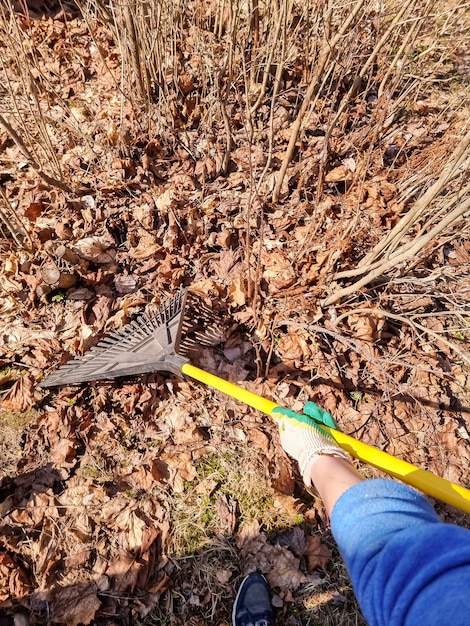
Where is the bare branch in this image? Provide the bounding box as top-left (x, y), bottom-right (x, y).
top-left (0, 114), bottom-right (73, 193)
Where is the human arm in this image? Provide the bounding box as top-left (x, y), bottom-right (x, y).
top-left (330, 477), bottom-right (470, 626)
top-left (308, 454), bottom-right (363, 516)
top-left (277, 411), bottom-right (470, 626)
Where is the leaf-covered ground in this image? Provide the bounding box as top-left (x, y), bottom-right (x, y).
top-left (0, 0), bottom-right (469, 624)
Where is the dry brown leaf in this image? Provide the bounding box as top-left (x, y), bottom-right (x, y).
top-left (248, 428), bottom-right (270, 451)
top-left (276, 330), bottom-right (312, 364)
top-left (304, 535), bottom-right (331, 572)
top-left (159, 450), bottom-right (198, 493)
top-left (275, 526), bottom-right (306, 557)
top-left (114, 273), bottom-right (139, 293)
top-left (51, 438), bottom-right (77, 466)
top-left (155, 187), bottom-right (175, 211)
top-left (51, 581), bottom-right (105, 626)
top-left (106, 552), bottom-right (137, 578)
top-left (239, 530), bottom-right (308, 590)
top-left (216, 569), bottom-right (232, 584)
top-left (270, 456), bottom-right (296, 496)
top-left (72, 236), bottom-right (116, 264)
top-left (262, 251), bottom-right (296, 292)
top-left (212, 250), bottom-right (240, 281)
top-left (0, 551), bottom-right (31, 603)
top-left (216, 229), bottom-right (233, 248)
top-left (380, 180), bottom-right (396, 201)
top-left (25, 517), bottom-right (59, 587)
top-left (25, 491), bottom-right (57, 527)
top-left (1, 375), bottom-right (37, 412)
top-left (214, 494), bottom-right (237, 534)
top-left (228, 276), bottom-right (247, 307)
top-left (163, 210), bottom-right (180, 250)
top-left (121, 466), bottom-right (157, 491)
top-left (64, 550), bottom-right (93, 570)
top-left (235, 519), bottom-right (260, 549)
top-left (134, 203), bottom-right (155, 229)
top-left (24, 201), bottom-right (44, 221)
top-left (0, 274), bottom-right (22, 294)
top-left (188, 279), bottom-right (224, 302)
top-left (151, 458), bottom-right (170, 483)
top-left (347, 311), bottom-right (385, 342)
top-left (128, 231), bottom-right (162, 259)
top-left (171, 173), bottom-right (196, 189)
top-left (325, 165), bottom-right (353, 183)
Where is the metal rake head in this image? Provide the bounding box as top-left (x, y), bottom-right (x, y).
top-left (40, 290), bottom-right (190, 387)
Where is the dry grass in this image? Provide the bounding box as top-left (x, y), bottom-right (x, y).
top-left (168, 446), bottom-right (300, 557)
top-left (143, 445), bottom-right (368, 626)
top-left (0, 408), bottom-right (37, 478)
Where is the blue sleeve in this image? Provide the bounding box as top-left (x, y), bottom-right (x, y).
top-left (330, 479), bottom-right (470, 626)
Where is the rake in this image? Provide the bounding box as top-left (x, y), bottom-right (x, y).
top-left (41, 289), bottom-right (470, 514)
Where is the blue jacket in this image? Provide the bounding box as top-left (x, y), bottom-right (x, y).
top-left (331, 479), bottom-right (470, 626)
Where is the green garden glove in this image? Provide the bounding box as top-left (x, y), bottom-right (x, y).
top-left (272, 406), bottom-right (350, 487)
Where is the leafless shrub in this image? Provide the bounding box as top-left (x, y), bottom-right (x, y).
top-left (0, 0), bottom-right (77, 190)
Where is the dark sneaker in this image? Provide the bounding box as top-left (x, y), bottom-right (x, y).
top-left (232, 572), bottom-right (274, 626)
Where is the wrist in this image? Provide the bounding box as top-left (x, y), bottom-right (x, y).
top-left (301, 449), bottom-right (351, 487)
top-left (308, 456), bottom-right (364, 516)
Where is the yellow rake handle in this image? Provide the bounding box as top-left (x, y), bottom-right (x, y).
top-left (181, 363), bottom-right (470, 514)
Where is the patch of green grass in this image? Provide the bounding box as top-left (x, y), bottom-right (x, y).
top-left (196, 449), bottom-right (292, 530)
top-left (168, 447), bottom-right (299, 559)
top-left (350, 391), bottom-right (363, 402)
top-left (0, 409), bottom-right (38, 479)
top-left (51, 291), bottom-right (66, 302)
top-left (0, 408), bottom-right (38, 428)
top-left (81, 463), bottom-right (113, 482)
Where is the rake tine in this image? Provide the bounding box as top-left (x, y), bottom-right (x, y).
top-left (40, 289), bottom-right (190, 387)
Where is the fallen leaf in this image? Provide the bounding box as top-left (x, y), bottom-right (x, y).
top-left (212, 250), bottom-right (240, 281)
top-left (51, 581), bottom-right (103, 626)
top-left (72, 236), bottom-right (116, 263)
top-left (51, 438), bottom-right (77, 466)
top-left (0, 551), bottom-right (31, 603)
top-left (215, 494), bottom-right (237, 534)
top-left (235, 519), bottom-right (261, 550)
top-left (1, 375), bottom-right (37, 412)
top-left (115, 273), bottom-right (139, 293)
top-left (128, 231), bottom-right (162, 259)
top-left (347, 311), bottom-right (385, 342)
top-left (325, 165), bottom-right (353, 183)
top-left (276, 330), bottom-right (312, 364)
top-left (248, 428), bottom-right (270, 451)
top-left (246, 539), bottom-right (307, 590)
top-left (64, 550), bottom-right (93, 569)
top-left (24, 201), bottom-right (44, 221)
top-left (228, 276), bottom-right (247, 307)
top-left (304, 535), bottom-right (331, 572)
top-left (275, 526), bottom-right (306, 558)
top-left (262, 251), bottom-right (296, 292)
top-left (155, 187), bottom-right (174, 212)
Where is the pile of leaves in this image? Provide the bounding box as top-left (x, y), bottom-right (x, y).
top-left (0, 0), bottom-right (469, 624)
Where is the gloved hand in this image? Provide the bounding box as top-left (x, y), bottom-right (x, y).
top-left (273, 407), bottom-right (350, 487)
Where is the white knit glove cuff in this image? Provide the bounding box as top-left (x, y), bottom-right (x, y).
top-left (276, 408), bottom-right (351, 487)
top-left (298, 446), bottom-right (351, 487)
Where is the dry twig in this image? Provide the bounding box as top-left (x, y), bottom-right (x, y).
top-left (0, 114), bottom-right (73, 193)
top-left (272, 0), bottom-right (368, 202)
top-left (277, 320), bottom-right (456, 378)
top-left (324, 195), bottom-right (470, 306)
top-left (333, 308), bottom-right (470, 366)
